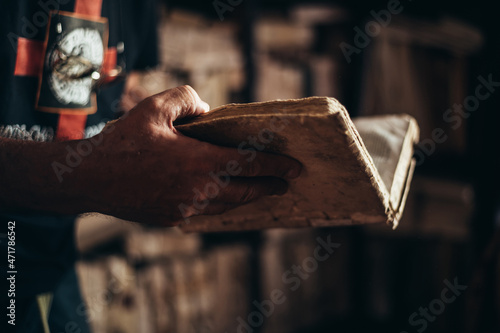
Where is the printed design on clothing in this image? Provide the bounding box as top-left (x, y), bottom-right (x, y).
top-left (0, 121), bottom-right (107, 142)
top-left (47, 27), bottom-right (104, 105)
top-left (36, 11), bottom-right (108, 115)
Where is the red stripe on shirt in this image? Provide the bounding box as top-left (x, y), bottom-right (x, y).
top-left (74, 0), bottom-right (103, 17)
top-left (101, 47), bottom-right (117, 84)
top-left (14, 38), bottom-right (44, 76)
top-left (57, 0), bottom-right (104, 140)
top-left (56, 113), bottom-right (89, 140)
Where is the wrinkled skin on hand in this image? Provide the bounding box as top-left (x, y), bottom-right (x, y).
top-left (84, 86), bottom-right (302, 226)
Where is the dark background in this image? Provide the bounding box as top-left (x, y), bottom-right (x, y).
top-left (78, 1), bottom-right (500, 332)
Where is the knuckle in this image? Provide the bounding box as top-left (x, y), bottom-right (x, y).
top-left (244, 159), bottom-right (261, 177)
top-left (179, 84), bottom-right (195, 94)
top-left (164, 85), bottom-right (200, 115)
top-left (240, 185), bottom-right (257, 203)
top-left (145, 94), bottom-right (164, 112)
top-left (176, 85), bottom-right (198, 103)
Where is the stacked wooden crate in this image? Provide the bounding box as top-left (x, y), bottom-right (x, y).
top-left (77, 227), bottom-right (252, 333)
top-left (136, 9), bottom-right (245, 109)
top-left (258, 229), bottom-right (352, 333)
top-left (254, 6), bottom-right (348, 102)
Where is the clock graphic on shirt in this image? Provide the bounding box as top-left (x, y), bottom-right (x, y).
top-left (47, 27), bottom-right (104, 105)
top-left (36, 11), bottom-right (108, 114)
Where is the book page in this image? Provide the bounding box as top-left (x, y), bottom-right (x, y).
top-left (354, 115), bottom-right (418, 211)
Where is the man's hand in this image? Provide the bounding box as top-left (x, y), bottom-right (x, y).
top-left (24, 86), bottom-right (297, 226)
top-left (81, 85), bottom-right (302, 225)
top-left (0, 86), bottom-right (301, 226)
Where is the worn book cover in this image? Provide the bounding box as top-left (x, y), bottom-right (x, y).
top-left (176, 97), bottom-right (419, 232)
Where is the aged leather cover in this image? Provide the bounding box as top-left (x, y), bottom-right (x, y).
top-left (176, 97), bottom-right (419, 232)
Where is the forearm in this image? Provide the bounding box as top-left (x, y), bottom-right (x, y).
top-left (0, 137), bottom-right (94, 215)
top-left (0, 86), bottom-right (301, 226)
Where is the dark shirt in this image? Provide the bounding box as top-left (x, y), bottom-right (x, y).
top-left (0, 0), bottom-right (158, 330)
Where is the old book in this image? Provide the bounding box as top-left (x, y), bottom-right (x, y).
top-left (176, 97), bottom-right (419, 232)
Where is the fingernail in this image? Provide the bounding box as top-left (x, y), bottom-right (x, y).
top-left (285, 165), bottom-right (302, 179)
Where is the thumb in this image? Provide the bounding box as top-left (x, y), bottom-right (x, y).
top-left (155, 85), bottom-right (210, 124)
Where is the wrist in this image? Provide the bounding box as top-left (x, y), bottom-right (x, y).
top-left (0, 137), bottom-right (99, 215)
